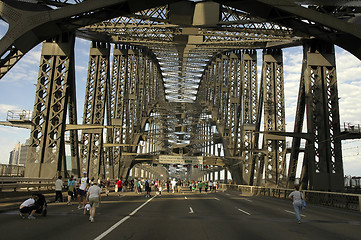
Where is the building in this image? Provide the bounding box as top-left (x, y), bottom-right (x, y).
top-left (8, 139), bottom-right (30, 166)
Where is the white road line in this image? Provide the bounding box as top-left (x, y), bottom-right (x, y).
top-left (214, 197), bottom-right (220, 201)
top-left (243, 198), bottom-right (253, 203)
top-left (284, 210), bottom-right (306, 217)
top-left (189, 207), bottom-right (194, 214)
top-left (185, 196), bottom-right (188, 200)
top-left (225, 193), bottom-right (230, 196)
top-left (237, 208), bottom-right (251, 216)
top-left (94, 196), bottom-right (156, 240)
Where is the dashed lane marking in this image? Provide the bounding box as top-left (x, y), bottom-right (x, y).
top-left (214, 197), bottom-right (220, 201)
top-left (237, 208), bottom-right (251, 216)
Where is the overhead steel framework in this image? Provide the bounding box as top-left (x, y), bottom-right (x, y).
top-left (1, 0), bottom-right (361, 191)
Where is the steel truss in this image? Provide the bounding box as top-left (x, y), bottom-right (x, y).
top-left (261, 49), bottom-right (287, 188)
top-left (108, 46), bottom-right (166, 179)
top-left (290, 39), bottom-right (344, 191)
top-left (2, 1), bottom-right (351, 190)
top-left (80, 41), bottom-right (110, 179)
top-left (26, 32), bottom-right (79, 178)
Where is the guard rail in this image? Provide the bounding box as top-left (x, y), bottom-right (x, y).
top-left (219, 184), bottom-right (361, 212)
top-left (0, 177), bottom-right (55, 192)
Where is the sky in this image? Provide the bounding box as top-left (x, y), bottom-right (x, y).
top-left (0, 25), bottom-right (361, 177)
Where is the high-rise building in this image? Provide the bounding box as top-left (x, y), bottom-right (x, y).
top-left (8, 139), bottom-right (30, 166)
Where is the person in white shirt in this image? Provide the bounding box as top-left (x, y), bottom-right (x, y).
top-left (212, 181), bottom-right (217, 192)
top-left (171, 179), bottom-right (177, 193)
top-left (289, 185), bottom-right (305, 224)
top-left (55, 176), bottom-right (63, 202)
top-left (87, 182), bottom-right (102, 223)
top-left (19, 195), bottom-right (40, 220)
top-left (77, 172), bottom-right (89, 209)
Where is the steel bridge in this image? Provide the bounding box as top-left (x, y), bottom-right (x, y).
top-left (1, 0), bottom-right (361, 192)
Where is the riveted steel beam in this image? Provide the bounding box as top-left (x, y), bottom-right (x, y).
top-left (261, 48), bottom-right (287, 188)
top-left (25, 32), bottom-right (76, 179)
top-left (80, 41), bottom-right (110, 180)
top-left (302, 39), bottom-right (344, 191)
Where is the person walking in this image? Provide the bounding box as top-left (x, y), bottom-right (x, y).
top-left (67, 175), bottom-right (76, 205)
top-left (77, 172), bottom-right (89, 209)
top-left (212, 181), bottom-right (217, 192)
top-left (116, 178), bottom-right (123, 196)
top-left (134, 178), bottom-right (139, 194)
top-left (55, 176), bottom-right (63, 202)
top-left (171, 179), bottom-right (177, 193)
top-left (104, 178), bottom-right (111, 196)
top-left (289, 185), bottom-right (305, 224)
top-left (166, 179), bottom-right (170, 193)
top-left (204, 181), bottom-right (209, 193)
top-left (198, 181), bottom-right (203, 193)
top-left (145, 180), bottom-right (151, 197)
top-left (87, 182), bottom-right (102, 223)
top-left (209, 181), bottom-right (213, 192)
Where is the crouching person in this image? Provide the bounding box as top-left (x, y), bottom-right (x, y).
top-left (87, 182), bottom-right (101, 223)
top-left (19, 194), bottom-right (40, 220)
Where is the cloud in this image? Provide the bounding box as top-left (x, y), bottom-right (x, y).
top-left (0, 104), bottom-right (22, 114)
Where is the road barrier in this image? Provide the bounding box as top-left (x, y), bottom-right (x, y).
top-left (219, 184), bottom-right (361, 211)
top-left (0, 177), bottom-right (55, 192)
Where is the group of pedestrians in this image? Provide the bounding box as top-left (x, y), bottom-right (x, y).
top-left (188, 180), bottom-right (217, 193)
top-left (19, 173), bottom-right (306, 225)
top-left (52, 172), bottom-right (102, 223)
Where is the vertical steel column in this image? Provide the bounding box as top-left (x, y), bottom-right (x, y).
top-left (67, 46), bottom-right (80, 178)
top-left (262, 48), bottom-right (286, 188)
top-left (25, 33), bottom-right (76, 178)
top-left (110, 45), bottom-right (128, 179)
top-left (80, 42), bottom-right (110, 179)
top-left (303, 40), bottom-right (344, 191)
top-left (240, 50), bottom-right (258, 185)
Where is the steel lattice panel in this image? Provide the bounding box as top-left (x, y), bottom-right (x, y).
top-left (26, 34), bottom-right (75, 178)
top-left (80, 42), bottom-right (110, 179)
top-left (262, 49), bottom-right (286, 188)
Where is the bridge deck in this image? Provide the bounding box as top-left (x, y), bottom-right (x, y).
top-left (0, 189), bottom-right (360, 240)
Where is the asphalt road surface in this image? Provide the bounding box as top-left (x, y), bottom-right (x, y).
top-left (1, 189), bottom-right (361, 240)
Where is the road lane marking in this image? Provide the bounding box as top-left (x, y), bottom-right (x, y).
top-left (237, 208), bottom-right (251, 215)
top-left (94, 195), bottom-right (156, 240)
top-left (214, 197), bottom-right (220, 201)
top-left (185, 196), bottom-right (188, 200)
top-left (189, 207), bottom-right (194, 213)
top-left (225, 193), bottom-right (230, 196)
top-left (284, 210), bottom-right (306, 217)
top-left (242, 198), bottom-right (253, 203)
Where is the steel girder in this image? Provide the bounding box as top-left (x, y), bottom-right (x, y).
top-left (240, 50), bottom-right (258, 185)
top-left (293, 39), bottom-right (344, 191)
top-left (108, 46), bottom-right (166, 179)
top-left (80, 41), bottom-right (110, 179)
top-left (197, 50), bottom-right (259, 185)
top-left (25, 32), bottom-right (77, 178)
top-left (261, 49), bottom-right (287, 188)
top-left (198, 51), bottom-right (245, 184)
top-left (0, 0), bottom-right (175, 79)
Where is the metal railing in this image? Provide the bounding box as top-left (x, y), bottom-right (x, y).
top-left (0, 164), bottom-right (25, 177)
top-left (219, 184), bottom-right (361, 212)
top-left (341, 122), bottom-right (361, 133)
top-left (6, 110), bottom-right (32, 122)
top-left (0, 177), bottom-right (55, 192)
